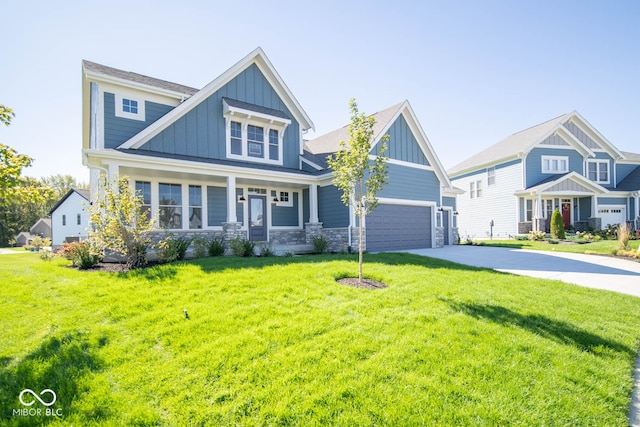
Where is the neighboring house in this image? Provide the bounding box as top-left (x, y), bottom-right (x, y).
top-left (81, 48), bottom-right (458, 251)
top-left (49, 189), bottom-right (90, 247)
top-left (15, 232), bottom-right (31, 247)
top-left (448, 111), bottom-right (640, 238)
top-left (30, 218), bottom-right (51, 239)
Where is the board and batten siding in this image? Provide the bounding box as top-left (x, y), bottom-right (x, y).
top-left (318, 185), bottom-right (349, 228)
top-left (525, 148), bottom-right (584, 188)
top-left (374, 114), bottom-right (429, 166)
top-left (452, 160), bottom-right (522, 238)
top-left (140, 64), bottom-right (301, 169)
top-left (104, 93), bottom-right (174, 149)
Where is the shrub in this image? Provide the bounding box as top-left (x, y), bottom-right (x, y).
top-left (156, 234), bottom-right (192, 263)
top-left (550, 209), bottom-right (565, 240)
top-left (207, 237), bottom-right (225, 257)
top-left (313, 235), bottom-right (329, 253)
top-left (230, 237), bottom-right (255, 257)
top-left (617, 223), bottom-right (631, 251)
top-left (258, 242), bottom-right (275, 257)
top-left (192, 237), bottom-right (208, 259)
top-left (527, 231), bottom-right (546, 241)
top-left (29, 236), bottom-right (52, 251)
top-left (59, 241), bottom-right (100, 269)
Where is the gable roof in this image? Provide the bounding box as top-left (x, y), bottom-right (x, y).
top-left (49, 189), bottom-right (90, 215)
top-left (448, 111), bottom-right (625, 177)
top-left (30, 218), bottom-right (51, 233)
top-left (118, 47), bottom-right (314, 151)
top-left (515, 171), bottom-right (610, 195)
top-left (82, 60), bottom-right (199, 97)
top-left (304, 100), bottom-right (454, 189)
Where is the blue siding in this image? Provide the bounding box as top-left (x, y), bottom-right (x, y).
top-left (141, 64), bottom-right (301, 169)
top-left (303, 189), bottom-right (310, 224)
top-left (578, 197), bottom-right (592, 220)
top-left (525, 148), bottom-right (584, 188)
top-left (519, 197), bottom-right (525, 222)
top-left (207, 186), bottom-right (227, 226)
top-left (630, 198), bottom-right (636, 220)
top-left (616, 163), bottom-right (638, 185)
top-left (301, 161), bottom-right (320, 173)
top-left (598, 197), bottom-right (627, 205)
top-left (272, 192), bottom-right (299, 226)
top-left (374, 114), bottom-right (428, 165)
top-left (377, 163), bottom-right (440, 202)
top-left (442, 196), bottom-right (456, 210)
top-left (318, 185), bottom-right (349, 228)
top-left (104, 93), bottom-right (174, 149)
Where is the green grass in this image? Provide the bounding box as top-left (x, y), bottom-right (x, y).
top-left (2, 253), bottom-right (640, 426)
top-left (468, 239), bottom-right (621, 255)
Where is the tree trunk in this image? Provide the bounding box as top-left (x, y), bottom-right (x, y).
top-left (359, 212), bottom-right (363, 283)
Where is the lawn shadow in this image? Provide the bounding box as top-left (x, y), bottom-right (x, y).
top-left (0, 331), bottom-right (108, 424)
top-left (444, 299), bottom-right (633, 356)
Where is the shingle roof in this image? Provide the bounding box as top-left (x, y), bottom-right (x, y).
top-left (617, 165), bottom-right (640, 191)
top-left (622, 151), bottom-right (640, 161)
top-left (448, 112), bottom-right (573, 176)
top-left (304, 102), bottom-right (404, 156)
top-left (48, 188), bottom-right (90, 215)
top-left (83, 60), bottom-right (199, 96)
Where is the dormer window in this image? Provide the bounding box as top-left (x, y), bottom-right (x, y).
top-left (223, 98), bottom-right (290, 165)
top-left (115, 93), bottom-right (145, 121)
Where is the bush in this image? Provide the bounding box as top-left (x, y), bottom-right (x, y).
top-left (156, 234), bottom-right (193, 263)
top-left (59, 241), bottom-right (100, 269)
top-left (207, 237), bottom-right (226, 257)
top-left (527, 231), bottom-right (546, 241)
top-left (192, 237), bottom-right (208, 259)
top-left (313, 235), bottom-right (329, 253)
top-left (28, 236), bottom-right (52, 251)
top-left (230, 237), bottom-right (255, 257)
top-left (257, 242), bottom-right (275, 257)
top-left (550, 209), bottom-right (565, 240)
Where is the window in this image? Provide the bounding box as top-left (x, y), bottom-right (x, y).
top-left (269, 129), bottom-right (279, 161)
top-left (247, 125), bottom-right (264, 158)
top-left (159, 183), bottom-right (182, 229)
top-left (475, 180), bottom-right (482, 198)
top-left (62, 215), bottom-right (66, 226)
top-left (587, 160), bottom-right (609, 183)
top-left (230, 121), bottom-right (242, 155)
top-left (77, 214), bottom-right (81, 225)
top-left (469, 182), bottom-right (475, 199)
top-left (545, 199), bottom-right (553, 219)
top-left (275, 190), bottom-right (293, 207)
top-left (135, 181), bottom-right (152, 220)
top-left (541, 156), bottom-right (569, 174)
top-left (122, 98), bottom-right (138, 114)
top-left (189, 185), bottom-right (202, 229)
top-left (114, 94), bottom-right (145, 121)
top-left (487, 167), bottom-right (496, 186)
top-left (526, 200), bottom-right (533, 222)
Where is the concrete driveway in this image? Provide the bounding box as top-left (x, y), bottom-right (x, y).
top-left (405, 245), bottom-right (640, 298)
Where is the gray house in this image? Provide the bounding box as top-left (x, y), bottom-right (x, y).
top-left (81, 48), bottom-right (458, 251)
top-left (449, 111), bottom-right (640, 238)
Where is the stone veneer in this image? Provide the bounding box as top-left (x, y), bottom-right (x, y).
top-left (518, 222), bottom-right (533, 235)
top-left (270, 229), bottom-right (306, 245)
top-left (435, 227), bottom-right (444, 248)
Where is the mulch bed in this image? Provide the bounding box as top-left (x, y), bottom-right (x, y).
top-left (336, 277), bottom-right (388, 290)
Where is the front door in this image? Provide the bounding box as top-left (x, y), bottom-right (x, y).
top-left (561, 201), bottom-right (571, 229)
top-left (249, 196), bottom-right (267, 241)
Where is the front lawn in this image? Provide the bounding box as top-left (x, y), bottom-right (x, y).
top-left (1, 253), bottom-right (640, 425)
top-left (466, 239), bottom-right (622, 255)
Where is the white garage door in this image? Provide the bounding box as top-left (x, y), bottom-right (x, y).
top-left (598, 206), bottom-right (626, 229)
top-left (366, 204), bottom-right (432, 251)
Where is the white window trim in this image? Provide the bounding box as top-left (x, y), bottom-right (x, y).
top-left (541, 155), bottom-right (569, 174)
top-left (586, 159), bottom-right (610, 184)
top-left (275, 190), bottom-right (293, 207)
top-left (114, 93), bottom-right (146, 121)
top-left (487, 167), bottom-right (496, 186)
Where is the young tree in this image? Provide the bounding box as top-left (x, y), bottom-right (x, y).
top-left (89, 177), bottom-right (156, 269)
top-left (327, 98), bottom-right (388, 283)
top-left (550, 208), bottom-right (565, 240)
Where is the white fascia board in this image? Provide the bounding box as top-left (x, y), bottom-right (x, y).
top-left (377, 197), bottom-right (437, 207)
top-left (82, 149), bottom-right (321, 186)
top-left (83, 70), bottom-right (192, 100)
top-left (527, 124), bottom-right (594, 159)
top-left (448, 154), bottom-right (523, 179)
top-left (299, 156), bottom-right (324, 171)
top-left (568, 112), bottom-right (625, 159)
top-left (369, 155), bottom-right (434, 171)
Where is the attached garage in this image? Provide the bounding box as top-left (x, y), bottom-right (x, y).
top-left (598, 206), bottom-right (626, 228)
top-left (365, 204), bottom-right (432, 251)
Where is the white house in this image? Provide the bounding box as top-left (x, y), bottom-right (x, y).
top-left (49, 189), bottom-right (90, 248)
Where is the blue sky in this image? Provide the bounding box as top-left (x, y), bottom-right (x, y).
top-left (1, 1), bottom-right (639, 182)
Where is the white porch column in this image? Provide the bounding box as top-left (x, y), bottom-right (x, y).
top-left (227, 175), bottom-right (237, 223)
top-left (309, 184), bottom-right (319, 223)
top-left (107, 163), bottom-right (119, 188)
top-left (592, 195), bottom-right (599, 219)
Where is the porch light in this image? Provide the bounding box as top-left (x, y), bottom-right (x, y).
top-left (438, 207), bottom-right (444, 212)
top-left (238, 195), bottom-right (246, 202)
top-left (272, 197), bottom-right (279, 203)
top-left (453, 211), bottom-right (459, 216)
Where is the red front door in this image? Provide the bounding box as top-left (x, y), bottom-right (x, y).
top-left (561, 202), bottom-right (571, 229)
